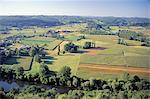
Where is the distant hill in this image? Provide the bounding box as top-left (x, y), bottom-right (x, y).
top-left (0, 16), bottom-right (149, 28)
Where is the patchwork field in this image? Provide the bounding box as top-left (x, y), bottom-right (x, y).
top-left (80, 53), bottom-right (149, 67)
top-left (1, 23), bottom-right (150, 81)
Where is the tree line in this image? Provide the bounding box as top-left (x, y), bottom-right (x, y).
top-left (0, 63), bottom-right (150, 98)
top-left (118, 30), bottom-right (150, 47)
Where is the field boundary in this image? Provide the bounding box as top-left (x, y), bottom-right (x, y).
top-left (25, 57), bottom-right (34, 71)
top-left (52, 40), bottom-right (64, 50)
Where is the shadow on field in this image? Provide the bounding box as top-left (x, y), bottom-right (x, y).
top-left (77, 50), bottom-right (89, 54)
top-left (3, 56), bottom-right (20, 65)
top-left (42, 56), bottom-right (56, 64)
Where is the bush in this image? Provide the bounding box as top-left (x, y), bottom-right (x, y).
top-left (83, 42), bottom-right (95, 49)
top-left (64, 43), bottom-right (79, 53)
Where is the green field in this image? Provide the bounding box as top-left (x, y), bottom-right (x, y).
top-left (21, 37), bottom-right (55, 45)
top-left (64, 35), bottom-right (81, 41)
top-left (2, 56), bottom-right (32, 70)
top-left (77, 67), bottom-right (149, 80)
top-left (2, 23), bottom-right (150, 80)
top-left (47, 40), bottom-right (63, 50)
top-left (44, 54), bottom-right (80, 75)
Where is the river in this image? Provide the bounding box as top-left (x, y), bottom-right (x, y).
top-left (0, 79), bottom-right (70, 93)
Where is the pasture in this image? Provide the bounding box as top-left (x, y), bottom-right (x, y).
top-left (2, 56), bottom-right (32, 70)
top-left (20, 37), bottom-right (55, 46)
top-left (45, 54), bottom-right (80, 75)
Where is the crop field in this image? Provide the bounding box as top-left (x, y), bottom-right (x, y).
top-left (20, 37), bottom-right (55, 46)
top-left (9, 27), bottom-right (51, 36)
top-left (64, 35), bottom-right (81, 41)
top-left (50, 23), bottom-right (87, 31)
top-left (47, 39), bottom-right (63, 50)
top-left (2, 56), bottom-right (32, 70)
top-left (80, 54), bottom-right (126, 66)
top-left (77, 64), bottom-right (150, 80)
top-left (73, 34), bottom-right (150, 79)
top-left (80, 48), bottom-right (150, 68)
top-left (44, 54), bottom-right (80, 75)
top-left (77, 66), bottom-right (123, 80)
top-left (1, 23), bottom-right (150, 81)
top-left (86, 35), bottom-right (119, 44)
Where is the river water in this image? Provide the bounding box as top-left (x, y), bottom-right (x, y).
top-left (0, 80), bottom-right (70, 93)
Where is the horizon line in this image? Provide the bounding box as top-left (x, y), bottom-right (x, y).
top-left (0, 14), bottom-right (149, 19)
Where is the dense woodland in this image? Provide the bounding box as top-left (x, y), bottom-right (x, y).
top-left (0, 64), bottom-right (150, 98)
top-left (0, 16), bottom-right (149, 28)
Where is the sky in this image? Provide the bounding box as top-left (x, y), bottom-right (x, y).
top-left (0, 0), bottom-right (149, 18)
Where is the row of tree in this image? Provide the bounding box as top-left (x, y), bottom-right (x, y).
top-left (0, 63), bottom-right (150, 98)
top-left (118, 30), bottom-right (150, 47)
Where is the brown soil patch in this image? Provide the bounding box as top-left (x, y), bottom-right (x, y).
top-left (84, 47), bottom-right (106, 55)
top-left (79, 64), bottom-right (150, 75)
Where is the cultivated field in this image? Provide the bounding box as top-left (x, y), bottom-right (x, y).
top-left (2, 23), bottom-right (150, 80)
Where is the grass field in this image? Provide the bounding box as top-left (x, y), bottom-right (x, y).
top-left (29, 60), bottom-right (41, 74)
top-left (21, 37), bottom-right (55, 45)
top-left (77, 66), bottom-right (122, 80)
top-left (45, 54), bottom-right (80, 75)
top-left (77, 66), bottom-right (149, 80)
top-left (50, 23), bottom-right (87, 31)
top-left (2, 56), bottom-right (32, 70)
top-left (47, 40), bottom-right (63, 50)
top-left (64, 35), bottom-right (81, 41)
top-left (80, 49), bottom-right (150, 67)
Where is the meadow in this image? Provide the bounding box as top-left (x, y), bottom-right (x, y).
top-left (2, 56), bottom-right (32, 70)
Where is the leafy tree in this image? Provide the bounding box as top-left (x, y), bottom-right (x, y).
top-left (39, 63), bottom-right (50, 78)
top-left (118, 91), bottom-right (127, 99)
top-left (118, 38), bottom-right (127, 45)
top-left (15, 67), bottom-right (24, 80)
top-left (57, 45), bottom-right (60, 55)
top-left (34, 54), bottom-right (41, 63)
top-left (29, 47), bottom-right (36, 57)
top-left (83, 42), bottom-right (95, 49)
top-left (59, 66), bottom-right (71, 79)
top-left (72, 76), bottom-right (80, 87)
top-left (64, 43), bottom-right (79, 53)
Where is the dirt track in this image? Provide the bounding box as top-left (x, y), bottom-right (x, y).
top-left (79, 64), bottom-right (150, 75)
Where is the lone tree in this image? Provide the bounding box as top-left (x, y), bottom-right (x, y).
top-left (64, 43), bottom-right (79, 53)
top-left (118, 38), bottom-right (127, 45)
top-left (83, 42), bottom-right (95, 49)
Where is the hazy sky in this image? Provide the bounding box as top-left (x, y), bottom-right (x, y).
top-left (0, 0), bottom-right (149, 17)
